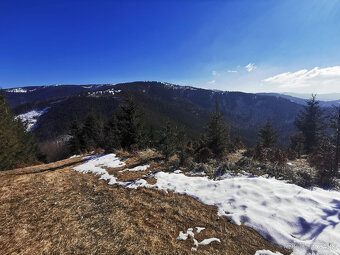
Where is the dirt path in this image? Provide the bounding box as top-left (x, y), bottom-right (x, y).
top-left (0, 156), bottom-right (290, 255)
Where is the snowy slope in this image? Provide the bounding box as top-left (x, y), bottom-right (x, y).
top-left (16, 108), bottom-right (49, 131)
top-left (73, 154), bottom-right (340, 255)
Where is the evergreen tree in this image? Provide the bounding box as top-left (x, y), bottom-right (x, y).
top-left (116, 95), bottom-right (147, 150)
top-left (289, 132), bottom-right (305, 158)
top-left (294, 95), bottom-right (325, 154)
top-left (329, 105), bottom-right (340, 175)
top-left (258, 120), bottom-right (278, 148)
top-left (157, 120), bottom-right (185, 160)
top-left (68, 120), bottom-right (82, 154)
top-left (104, 114), bottom-right (120, 152)
top-left (81, 109), bottom-right (105, 151)
top-left (0, 90), bottom-right (37, 170)
top-left (201, 102), bottom-right (230, 157)
top-left (308, 135), bottom-right (335, 185)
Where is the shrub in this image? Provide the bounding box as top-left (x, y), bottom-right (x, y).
top-left (308, 153), bottom-right (335, 186)
top-left (268, 148), bottom-right (288, 166)
top-left (294, 170), bottom-right (314, 187)
top-left (247, 146), bottom-right (288, 166)
top-left (195, 147), bottom-right (213, 163)
top-left (215, 161), bottom-right (238, 177)
top-left (189, 162), bottom-right (214, 176)
top-left (38, 140), bottom-right (68, 163)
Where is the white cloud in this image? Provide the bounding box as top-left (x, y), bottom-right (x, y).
top-left (207, 80), bottom-right (216, 85)
top-left (227, 70), bottom-right (237, 73)
top-left (263, 66), bottom-right (340, 90)
top-left (245, 63), bottom-right (256, 72)
top-left (212, 70), bottom-right (218, 76)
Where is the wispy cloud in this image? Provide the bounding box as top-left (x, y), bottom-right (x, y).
top-left (227, 70), bottom-right (237, 73)
top-left (207, 80), bottom-right (216, 85)
top-left (212, 70), bottom-right (218, 76)
top-left (263, 66), bottom-right (340, 89)
top-left (245, 63), bottom-right (256, 72)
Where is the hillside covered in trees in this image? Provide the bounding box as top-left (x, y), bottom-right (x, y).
top-left (5, 82), bottom-right (305, 146)
top-left (2, 83), bottom-right (339, 187)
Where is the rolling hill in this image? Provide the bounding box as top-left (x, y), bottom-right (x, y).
top-left (5, 81), bottom-right (306, 146)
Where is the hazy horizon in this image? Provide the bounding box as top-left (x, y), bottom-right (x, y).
top-left (3, 82), bottom-right (340, 101)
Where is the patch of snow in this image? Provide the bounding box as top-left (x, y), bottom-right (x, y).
top-left (16, 107), bottom-right (49, 131)
top-left (176, 228), bottom-right (195, 241)
top-left (146, 172), bottom-right (340, 255)
top-left (7, 88), bottom-right (27, 93)
top-left (196, 227), bottom-right (205, 233)
top-left (69, 154), bottom-right (83, 159)
top-left (119, 165), bottom-right (150, 173)
top-left (73, 154), bottom-right (126, 185)
top-left (255, 250), bottom-right (283, 255)
top-left (174, 170), bottom-right (182, 174)
top-left (198, 238), bottom-right (220, 246)
top-left (186, 170), bottom-right (206, 176)
top-left (87, 88), bottom-right (120, 97)
top-left (73, 154), bottom-right (340, 255)
top-left (176, 227), bottom-right (220, 251)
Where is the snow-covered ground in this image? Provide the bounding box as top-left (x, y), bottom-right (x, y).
top-left (255, 250), bottom-right (284, 255)
top-left (176, 227), bottom-right (220, 252)
top-left (119, 164), bottom-right (150, 172)
top-left (16, 108), bottom-right (49, 131)
top-left (73, 154), bottom-right (340, 255)
top-left (6, 88), bottom-right (28, 93)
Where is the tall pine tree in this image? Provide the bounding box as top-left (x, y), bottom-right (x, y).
top-left (157, 120), bottom-right (185, 160)
top-left (0, 90), bottom-right (37, 170)
top-left (81, 109), bottom-right (106, 151)
top-left (329, 105), bottom-right (340, 175)
top-left (294, 95), bottom-right (325, 154)
top-left (201, 102), bottom-right (230, 158)
top-left (104, 114), bottom-right (120, 152)
top-left (116, 95), bottom-right (147, 150)
top-left (68, 120), bottom-right (82, 155)
top-left (258, 120), bottom-right (278, 148)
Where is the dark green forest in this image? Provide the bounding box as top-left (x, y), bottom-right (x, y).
top-left (1, 83), bottom-right (339, 186)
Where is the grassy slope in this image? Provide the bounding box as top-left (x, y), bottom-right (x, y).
top-left (0, 154), bottom-right (290, 255)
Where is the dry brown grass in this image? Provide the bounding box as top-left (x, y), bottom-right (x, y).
top-left (0, 154), bottom-right (290, 255)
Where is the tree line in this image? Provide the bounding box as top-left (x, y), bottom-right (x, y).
top-left (250, 95), bottom-right (340, 184)
top-left (0, 90), bottom-right (38, 170)
top-left (1, 88), bottom-right (339, 185)
top-left (67, 96), bottom-right (234, 163)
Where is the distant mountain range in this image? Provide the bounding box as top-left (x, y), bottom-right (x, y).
top-left (282, 92), bottom-right (340, 101)
top-left (257, 93), bottom-right (340, 107)
top-left (5, 81), bottom-right (336, 146)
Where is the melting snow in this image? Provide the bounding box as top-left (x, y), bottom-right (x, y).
top-left (196, 227), bottom-right (205, 233)
top-left (119, 165), bottom-right (150, 172)
top-left (7, 88), bottom-right (27, 93)
top-left (255, 250), bottom-right (283, 255)
top-left (73, 154), bottom-right (340, 255)
top-left (16, 108), bottom-right (49, 130)
top-left (176, 227), bottom-right (220, 251)
top-left (198, 238), bottom-right (221, 246)
top-left (73, 154), bottom-right (126, 185)
top-left (176, 228), bottom-right (195, 241)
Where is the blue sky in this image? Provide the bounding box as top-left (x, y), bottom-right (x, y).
top-left (1, 0), bottom-right (340, 93)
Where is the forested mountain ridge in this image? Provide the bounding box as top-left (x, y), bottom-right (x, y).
top-left (4, 81), bottom-right (305, 145)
